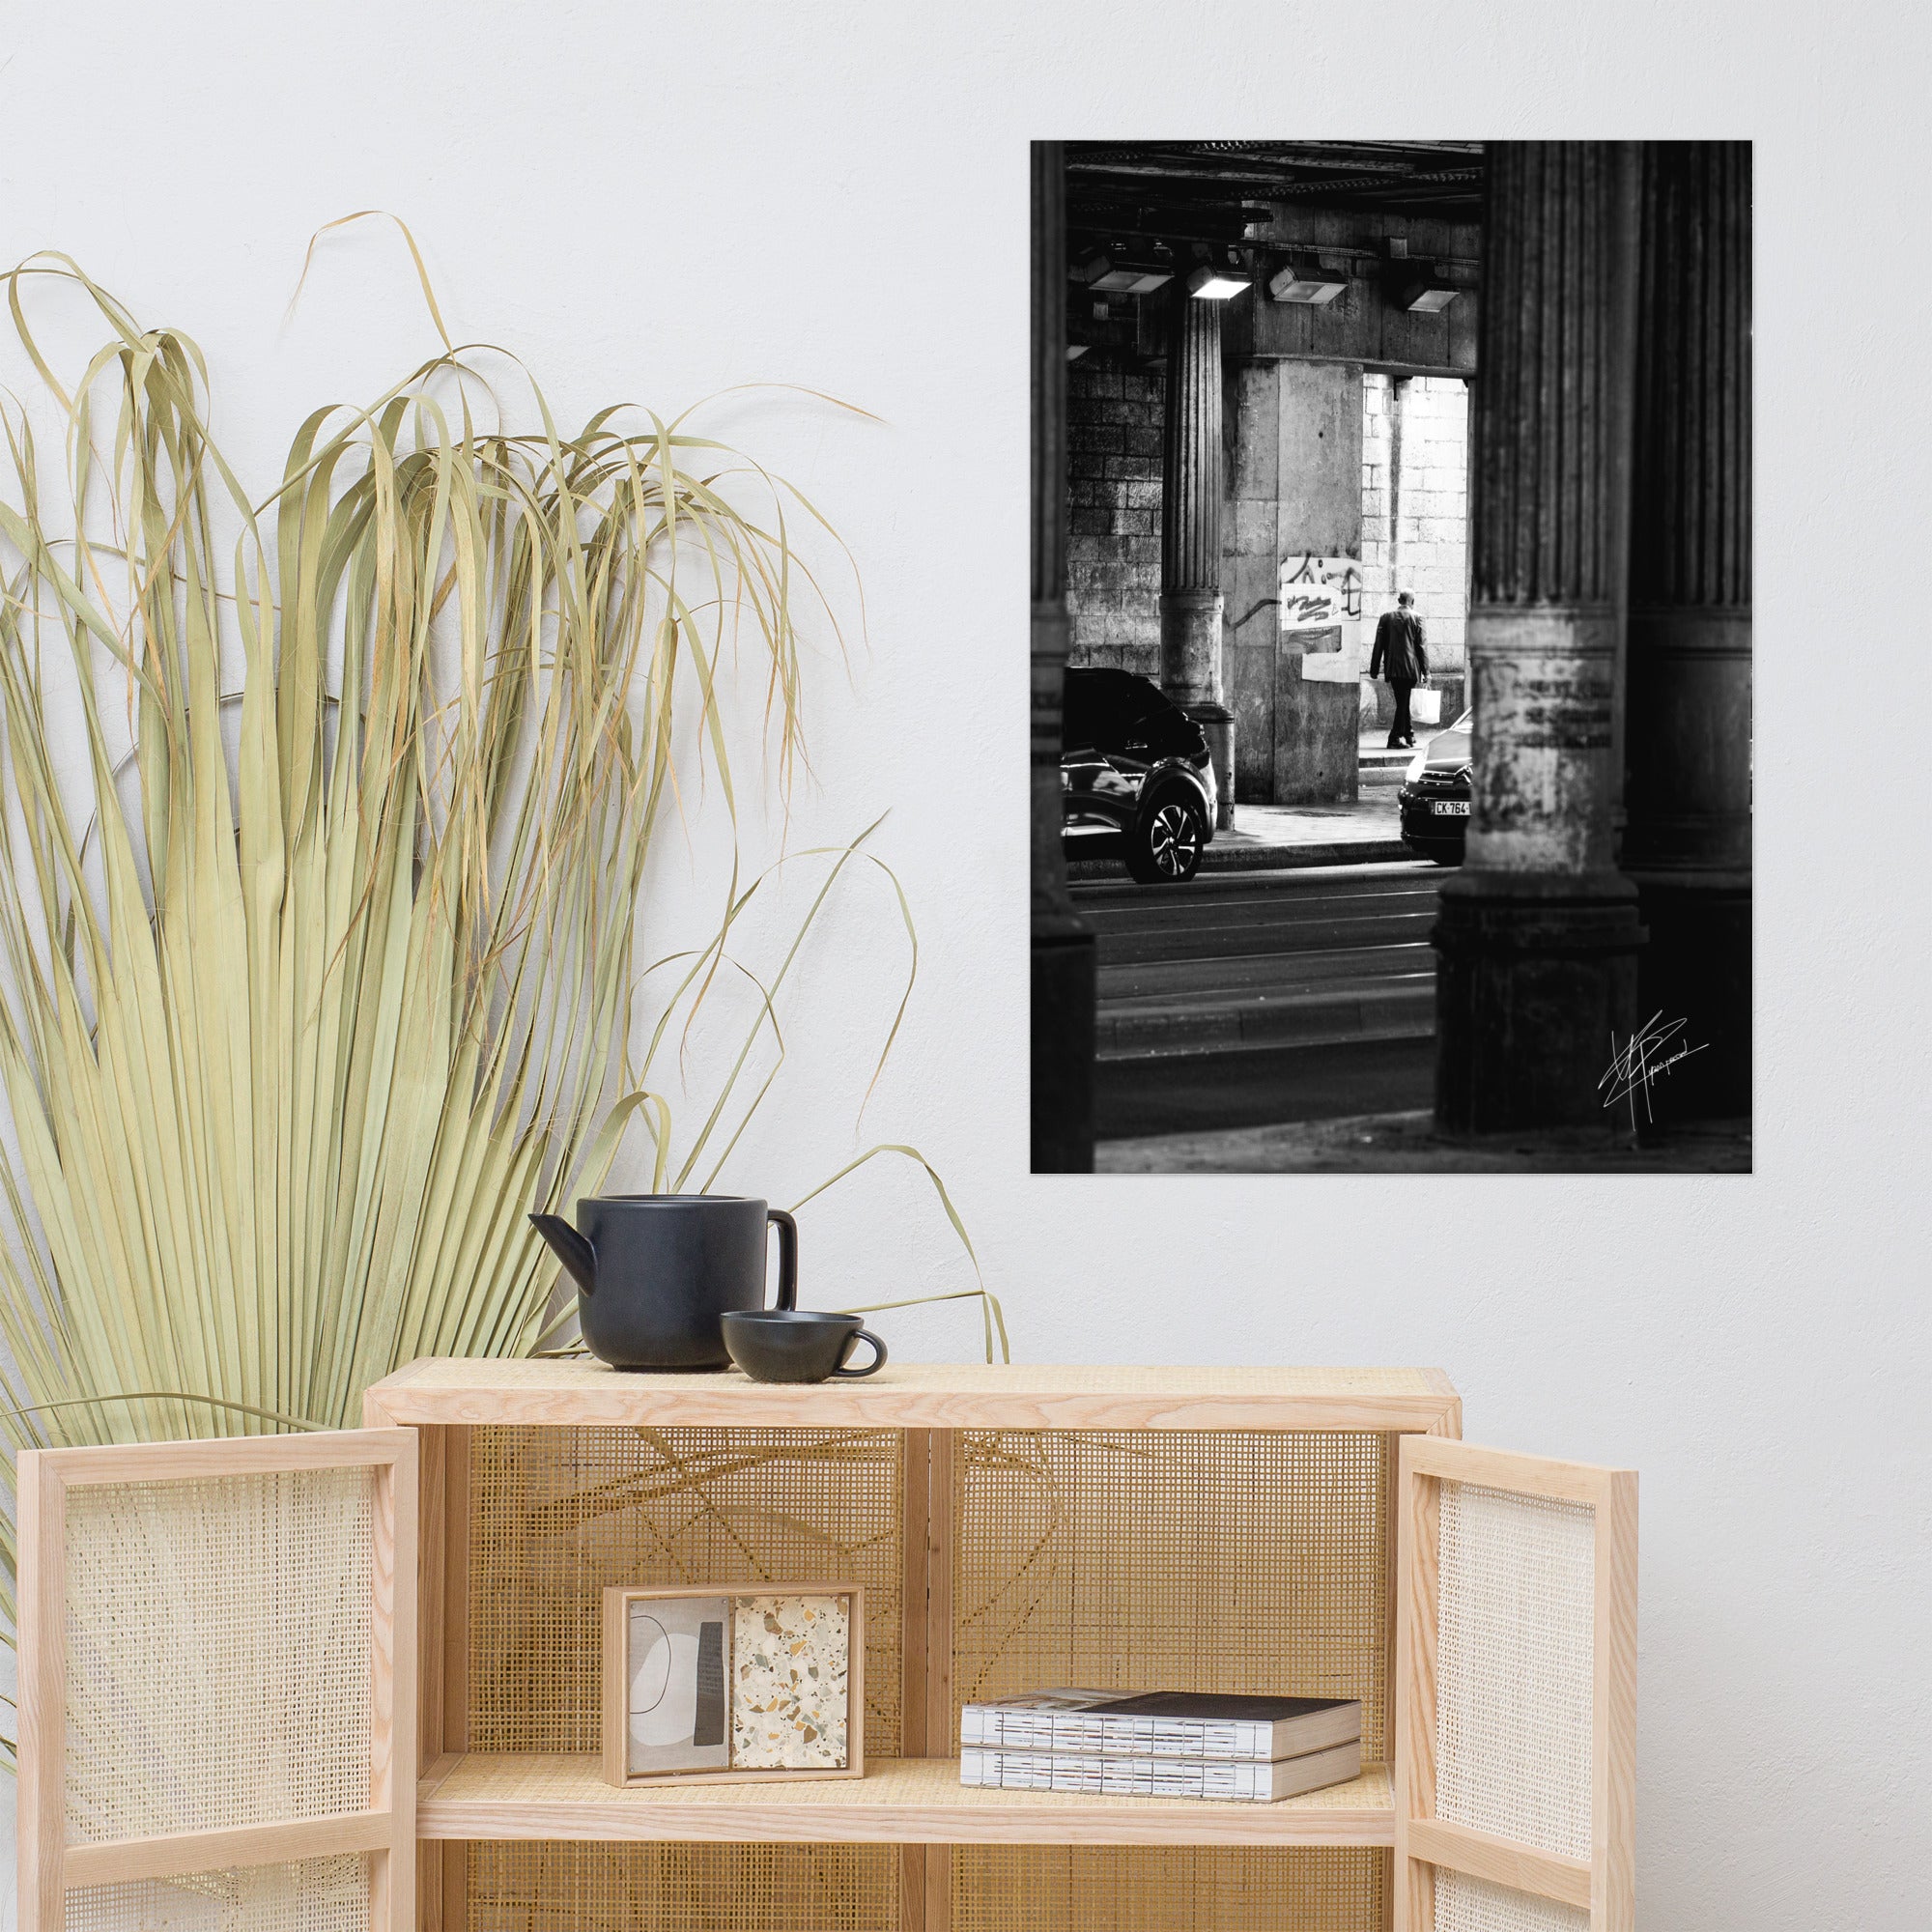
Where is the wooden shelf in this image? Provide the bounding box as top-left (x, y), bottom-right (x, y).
top-left (416, 1753), bottom-right (1395, 1848)
top-left (366, 1357), bottom-right (1461, 1434)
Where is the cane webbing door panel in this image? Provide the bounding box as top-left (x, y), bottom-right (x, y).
top-left (15, 1430), bottom-right (417, 1932)
top-left (1395, 1438), bottom-right (1635, 1932)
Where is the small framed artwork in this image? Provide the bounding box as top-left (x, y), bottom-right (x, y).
top-left (601, 1583), bottom-right (865, 1787)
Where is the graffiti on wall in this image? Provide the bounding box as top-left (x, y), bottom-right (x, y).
top-left (1278, 554), bottom-right (1362, 631)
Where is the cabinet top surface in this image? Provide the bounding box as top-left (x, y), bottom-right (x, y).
top-left (364, 1357), bottom-right (1460, 1431)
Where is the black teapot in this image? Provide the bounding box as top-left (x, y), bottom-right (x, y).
top-left (529, 1194), bottom-right (798, 1371)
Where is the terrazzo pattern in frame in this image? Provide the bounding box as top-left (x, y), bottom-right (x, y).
top-left (731, 1594), bottom-right (853, 1771)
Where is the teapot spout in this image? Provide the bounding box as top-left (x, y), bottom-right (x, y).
top-left (529, 1213), bottom-right (598, 1296)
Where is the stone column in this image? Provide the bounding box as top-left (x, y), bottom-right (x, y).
top-left (1622, 142), bottom-right (1752, 1122)
top-left (1435, 143), bottom-right (1646, 1132)
top-left (1030, 140), bottom-right (1094, 1171)
top-left (1159, 287), bottom-right (1236, 827)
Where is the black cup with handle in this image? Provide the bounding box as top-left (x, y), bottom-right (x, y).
top-left (720, 1310), bottom-right (888, 1383)
top-left (528, 1194), bottom-right (798, 1371)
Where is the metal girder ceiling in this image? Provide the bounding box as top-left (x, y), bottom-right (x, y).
top-left (1066, 141), bottom-right (1487, 239)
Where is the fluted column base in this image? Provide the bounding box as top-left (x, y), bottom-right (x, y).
top-left (1465, 607), bottom-right (1621, 875)
top-left (1161, 589), bottom-right (1234, 826)
top-left (1434, 869), bottom-right (1644, 1133)
top-left (1159, 588), bottom-right (1223, 704)
top-left (1185, 703), bottom-right (1236, 831)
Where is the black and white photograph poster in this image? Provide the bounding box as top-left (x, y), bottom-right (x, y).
top-left (1031, 141), bottom-right (1751, 1174)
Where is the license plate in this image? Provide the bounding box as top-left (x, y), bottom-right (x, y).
top-left (1431, 801), bottom-right (1470, 816)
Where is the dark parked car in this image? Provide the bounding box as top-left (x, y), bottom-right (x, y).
top-left (1397, 707), bottom-right (1472, 864)
top-left (1061, 668), bottom-right (1218, 883)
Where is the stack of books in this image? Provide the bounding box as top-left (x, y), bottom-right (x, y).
top-left (958, 1689), bottom-right (1362, 1804)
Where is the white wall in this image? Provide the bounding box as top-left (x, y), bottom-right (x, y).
top-left (4, 4), bottom-right (1930, 1927)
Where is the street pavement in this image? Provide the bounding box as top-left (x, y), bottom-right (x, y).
top-left (1097, 1110), bottom-right (1752, 1173)
top-left (1078, 860), bottom-right (1448, 1143)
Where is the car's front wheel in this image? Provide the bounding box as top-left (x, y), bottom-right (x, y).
top-left (1124, 793), bottom-right (1207, 884)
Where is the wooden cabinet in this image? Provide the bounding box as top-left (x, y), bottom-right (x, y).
top-left (17, 1362), bottom-right (1635, 1932)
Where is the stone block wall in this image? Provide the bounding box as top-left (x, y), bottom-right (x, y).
top-left (1359, 373), bottom-right (1397, 615)
top-left (1360, 373), bottom-right (1468, 671)
top-left (1065, 358), bottom-right (1163, 675)
top-left (1396, 376), bottom-right (1469, 665)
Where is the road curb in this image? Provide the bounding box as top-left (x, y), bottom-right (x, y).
top-left (1206, 838), bottom-right (1414, 873)
top-left (1095, 980), bottom-right (1435, 1060)
top-left (1069, 837), bottom-right (1414, 882)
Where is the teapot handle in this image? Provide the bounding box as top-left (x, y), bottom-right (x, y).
top-left (767, 1208), bottom-right (798, 1311)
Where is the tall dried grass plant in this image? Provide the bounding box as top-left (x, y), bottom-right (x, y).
top-left (0, 235), bottom-right (996, 1765)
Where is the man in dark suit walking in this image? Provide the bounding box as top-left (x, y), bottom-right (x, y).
top-left (1369, 590), bottom-right (1429, 750)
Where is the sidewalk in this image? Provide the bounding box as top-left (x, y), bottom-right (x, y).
top-left (1097, 1111), bottom-right (1753, 1173)
top-left (1214, 793), bottom-right (1408, 870)
top-left (1193, 730), bottom-right (1439, 868)
top-left (1067, 791), bottom-right (1411, 880)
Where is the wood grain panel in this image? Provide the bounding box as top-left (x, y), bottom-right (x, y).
top-left (15, 1454), bottom-right (66, 1932)
top-left (1406, 1816), bottom-right (1592, 1910)
top-left (62, 1810), bottom-right (390, 1888)
top-left (362, 1359), bottom-right (1465, 1435)
top-left (1595, 1470), bottom-right (1640, 1932)
top-left (416, 1752), bottom-right (1395, 1848)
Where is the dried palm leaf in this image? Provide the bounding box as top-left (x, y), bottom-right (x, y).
top-left (0, 239), bottom-right (999, 1767)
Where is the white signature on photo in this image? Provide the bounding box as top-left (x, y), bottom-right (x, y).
top-left (1599, 1012), bottom-right (1708, 1126)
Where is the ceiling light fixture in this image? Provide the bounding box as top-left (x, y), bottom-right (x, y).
top-left (1386, 250), bottom-right (1462, 314)
top-left (1081, 251), bottom-right (1173, 297)
top-left (1268, 256), bottom-right (1350, 305)
top-left (1187, 264), bottom-right (1251, 300)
